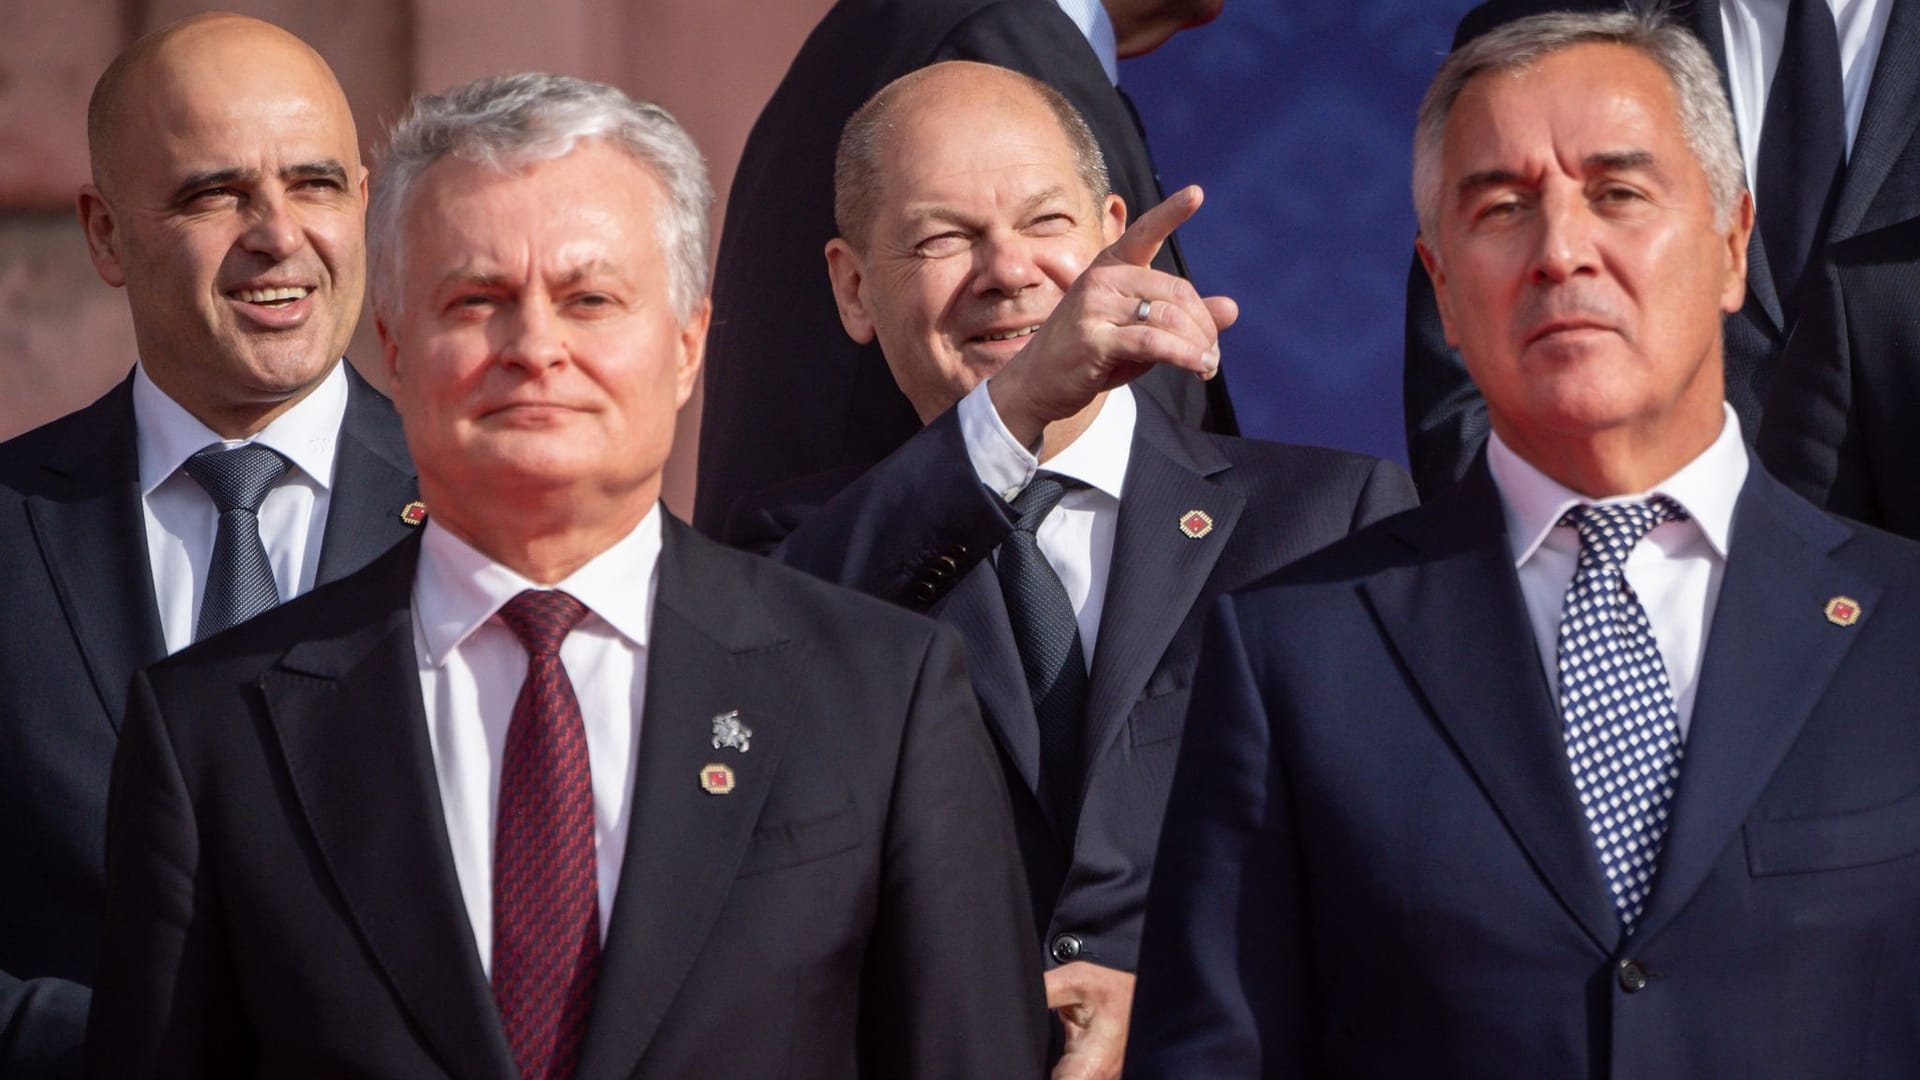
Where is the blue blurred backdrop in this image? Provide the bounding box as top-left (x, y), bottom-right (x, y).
top-left (1125, 1), bottom-right (1478, 466)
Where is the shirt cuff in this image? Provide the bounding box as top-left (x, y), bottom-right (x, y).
top-left (958, 379), bottom-right (1038, 501)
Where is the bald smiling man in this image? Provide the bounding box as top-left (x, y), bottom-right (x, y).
top-left (0, 16), bottom-right (415, 1075)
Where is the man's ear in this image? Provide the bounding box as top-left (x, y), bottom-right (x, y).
top-left (675, 297), bottom-right (713, 411)
top-left (77, 185), bottom-right (127, 288)
top-left (1720, 190), bottom-right (1754, 315)
top-left (1100, 192), bottom-right (1126, 246)
top-left (1414, 234), bottom-right (1460, 348)
top-left (824, 237), bottom-right (876, 344)
top-left (376, 312), bottom-right (402, 389)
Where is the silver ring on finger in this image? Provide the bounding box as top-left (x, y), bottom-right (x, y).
top-left (1133, 297), bottom-right (1153, 323)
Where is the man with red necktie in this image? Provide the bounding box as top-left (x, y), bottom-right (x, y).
top-left (86, 71), bottom-right (1045, 1080)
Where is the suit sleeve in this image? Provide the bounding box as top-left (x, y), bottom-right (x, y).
top-left (85, 673), bottom-right (245, 1079)
top-left (0, 973), bottom-right (86, 1080)
top-left (861, 623), bottom-right (1049, 1077)
top-left (1125, 596), bottom-right (1311, 1078)
top-left (737, 409), bottom-right (1016, 609)
top-left (1756, 250), bottom-right (1881, 523)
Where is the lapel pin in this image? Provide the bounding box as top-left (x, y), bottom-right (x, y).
top-left (1824, 596), bottom-right (1862, 627)
top-left (700, 763), bottom-right (737, 795)
top-left (1179, 510), bottom-right (1214, 539)
top-left (399, 500), bottom-right (428, 527)
top-left (711, 709), bottom-right (752, 752)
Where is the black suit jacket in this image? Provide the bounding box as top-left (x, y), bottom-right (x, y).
top-left (1130, 459), bottom-right (1920, 1077)
top-left (1757, 217), bottom-right (1920, 539)
top-left (0, 365), bottom-right (415, 1079)
top-left (728, 393), bottom-right (1415, 972)
top-left (1404, 0), bottom-right (1920, 498)
top-left (693, 0), bottom-right (1236, 537)
top-left (86, 517), bottom-right (1048, 1079)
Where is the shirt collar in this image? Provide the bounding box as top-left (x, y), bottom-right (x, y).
top-left (1039, 384), bottom-right (1136, 500)
top-left (132, 360), bottom-right (349, 497)
top-left (1488, 402), bottom-right (1748, 567)
top-left (413, 503), bottom-right (663, 666)
top-left (1054, 0), bottom-right (1121, 84)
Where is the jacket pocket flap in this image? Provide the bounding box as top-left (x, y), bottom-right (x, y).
top-left (737, 804), bottom-right (862, 878)
top-left (1745, 788), bottom-right (1920, 876)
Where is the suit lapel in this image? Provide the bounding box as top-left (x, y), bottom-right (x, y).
top-left (574, 518), bottom-right (802, 1080)
top-left (1362, 466), bottom-right (1621, 952)
top-left (315, 364), bottom-right (418, 585)
top-left (1830, 0), bottom-right (1920, 239)
top-left (1082, 405), bottom-right (1241, 776)
top-left (1632, 469), bottom-right (1875, 941)
top-left (24, 378), bottom-right (165, 730)
top-left (259, 535), bottom-right (516, 1080)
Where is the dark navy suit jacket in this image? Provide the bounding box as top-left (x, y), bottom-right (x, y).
top-left (728, 392), bottom-right (1415, 973)
top-left (0, 366), bottom-right (416, 1078)
top-left (1129, 457), bottom-right (1920, 1078)
top-left (86, 518), bottom-right (1047, 1079)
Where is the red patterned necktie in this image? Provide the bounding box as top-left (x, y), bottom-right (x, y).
top-left (493, 589), bottom-right (600, 1080)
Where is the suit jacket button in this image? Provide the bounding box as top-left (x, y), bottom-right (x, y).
top-left (1617, 959), bottom-right (1649, 993)
top-left (908, 580), bottom-right (938, 604)
top-left (1050, 933), bottom-right (1083, 963)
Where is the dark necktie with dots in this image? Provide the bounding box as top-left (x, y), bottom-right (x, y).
top-left (1556, 497), bottom-right (1691, 933)
top-left (492, 589), bottom-right (600, 1080)
top-left (183, 443), bottom-right (290, 641)
top-left (998, 473), bottom-right (1089, 838)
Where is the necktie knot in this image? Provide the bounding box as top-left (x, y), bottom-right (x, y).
top-left (1560, 496), bottom-right (1689, 571)
top-left (1010, 474), bottom-right (1078, 533)
top-left (184, 443), bottom-right (290, 513)
top-left (498, 589), bottom-right (590, 658)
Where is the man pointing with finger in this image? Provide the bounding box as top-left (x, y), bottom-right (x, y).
top-left (724, 61), bottom-right (1416, 1078)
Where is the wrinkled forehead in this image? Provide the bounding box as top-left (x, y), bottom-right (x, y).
top-left (1442, 44), bottom-right (1686, 180)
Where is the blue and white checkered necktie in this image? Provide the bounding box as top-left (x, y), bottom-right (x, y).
top-left (1556, 497), bottom-right (1689, 933)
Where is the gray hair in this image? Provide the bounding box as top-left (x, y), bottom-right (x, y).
top-left (833, 64), bottom-right (1112, 248)
top-left (1411, 8), bottom-right (1744, 237)
top-left (369, 72), bottom-right (713, 323)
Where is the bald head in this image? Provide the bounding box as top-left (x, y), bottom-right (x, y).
top-left (87, 14), bottom-right (358, 197)
top-left (833, 61), bottom-right (1110, 249)
top-left (76, 13), bottom-right (369, 438)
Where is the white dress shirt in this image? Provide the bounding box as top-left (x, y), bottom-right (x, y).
top-left (1719, 0), bottom-right (1892, 188)
top-left (412, 506), bottom-right (661, 973)
top-left (1053, 0), bottom-right (1121, 84)
top-left (1488, 406), bottom-right (1749, 741)
top-left (961, 382), bottom-right (1135, 664)
top-left (133, 361), bottom-right (346, 654)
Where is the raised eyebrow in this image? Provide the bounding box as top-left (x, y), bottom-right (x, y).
top-left (1455, 169), bottom-right (1527, 204)
top-left (1586, 149), bottom-right (1663, 181)
top-left (172, 167), bottom-right (253, 203)
top-left (284, 160), bottom-right (351, 185)
top-left (1020, 186), bottom-right (1074, 215)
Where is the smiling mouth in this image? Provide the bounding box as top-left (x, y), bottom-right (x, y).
top-left (970, 325), bottom-right (1042, 344)
top-left (230, 286), bottom-right (313, 307)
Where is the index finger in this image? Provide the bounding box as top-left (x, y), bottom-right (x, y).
top-left (1103, 185), bottom-right (1204, 269)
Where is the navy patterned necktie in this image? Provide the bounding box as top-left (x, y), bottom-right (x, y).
top-left (493, 589), bottom-right (599, 1080)
top-left (1556, 497), bottom-right (1691, 933)
top-left (183, 443), bottom-right (290, 641)
top-left (999, 474), bottom-right (1089, 834)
